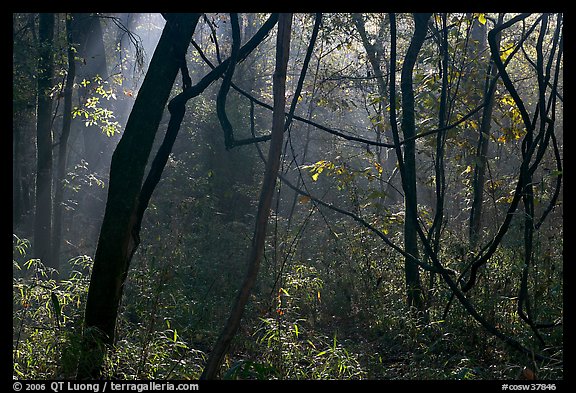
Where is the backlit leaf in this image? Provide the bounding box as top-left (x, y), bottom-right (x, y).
top-left (478, 14), bottom-right (486, 25)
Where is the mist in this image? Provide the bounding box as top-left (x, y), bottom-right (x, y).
top-left (13, 13), bottom-right (563, 382)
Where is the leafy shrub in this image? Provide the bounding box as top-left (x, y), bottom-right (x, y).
top-left (13, 235), bottom-right (91, 379)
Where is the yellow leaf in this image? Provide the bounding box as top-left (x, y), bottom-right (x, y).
top-left (500, 44), bottom-right (515, 62)
top-left (478, 13), bottom-right (486, 25)
top-left (312, 172), bottom-right (320, 181)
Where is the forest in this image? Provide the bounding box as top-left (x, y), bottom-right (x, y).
top-left (12, 13), bottom-right (563, 382)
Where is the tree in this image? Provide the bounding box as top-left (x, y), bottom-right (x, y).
top-left (393, 13), bottom-right (432, 312)
top-left (201, 13), bottom-right (293, 379)
top-left (78, 13), bottom-right (279, 378)
top-left (52, 13), bottom-right (78, 273)
top-left (13, 14), bottom-right (37, 228)
top-left (77, 13), bottom-right (201, 378)
top-left (352, 13), bottom-right (400, 204)
top-left (469, 13), bottom-right (503, 247)
top-left (34, 13), bottom-right (55, 270)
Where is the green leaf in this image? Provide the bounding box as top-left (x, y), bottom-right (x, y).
top-left (333, 334), bottom-right (338, 351)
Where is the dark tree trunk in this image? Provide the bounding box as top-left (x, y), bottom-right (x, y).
top-left (426, 13), bottom-right (450, 306)
top-left (77, 12), bottom-right (279, 379)
top-left (14, 15), bottom-right (40, 230)
top-left (77, 13), bottom-right (200, 379)
top-left (34, 13), bottom-right (55, 270)
top-left (200, 13), bottom-right (293, 380)
top-left (52, 13), bottom-right (78, 272)
top-left (13, 115), bottom-right (24, 225)
top-left (352, 13), bottom-right (400, 204)
top-left (399, 13), bottom-right (432, 312)
top-left (469, 14), bottom-right (504, 247)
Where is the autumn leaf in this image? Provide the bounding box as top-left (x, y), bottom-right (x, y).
top-left (478, 13), bottom-right (487, 25)
top-left (298, 195), bottom-right (311, 204)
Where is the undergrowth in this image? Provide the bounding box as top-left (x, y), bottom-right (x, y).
top-left (13, 233), bottom-right (562, 380)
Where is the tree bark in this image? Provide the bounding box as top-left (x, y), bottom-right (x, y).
top-left (469, 14), bottom-right (503, 247)
top-left (52, 13), bottom-right (78, 273)
top-left (200, 13), bottom-right (293, 380)
top-left (399, 13), bottom-right (431, 312)
top-left (77, 12), bottom-right (279, 379)
top-left (77, 13), bottom-right (200, 379)
top-left (352, 13), bottom-right (399, 204)
top-left (34, 13), bottom-right (55, 270)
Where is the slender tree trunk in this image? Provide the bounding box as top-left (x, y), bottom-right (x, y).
top-left (52, 14), bottom-right (77, 272)
top-left (77, 14), bottom-right (200, 379)
top-left (13, 114), bottom-right (24, 225)
top-left (285, 14), bottom-right (322, 230)
top-left (352, 13), bottom-right (398, 204)
top-left (399, 13), bottom-right (432, 312)
top-left (34, 13), bottom-right (55, 270)
top-left (13, 18), bottom-right (22, 225)
top-left (426, 13), bottom-right (450, 306)
top-left (200, 13), bottom-right (293, 380)
top-left (469, 14), bottom-right (504, 247)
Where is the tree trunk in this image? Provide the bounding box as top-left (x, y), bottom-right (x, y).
top-left (34, 13), bottom-right (55, 270)
top-left (13, 114), bottom-right (24, 225)
top-left (469, 14), bottom-right (504, 247)
top-left (77, 13), bottom-right (200, 379)
top-left (200, 13), bottom-right (293, 380)
top-left (352, 13), bottom-right (399, 204)
top-left (399, 13), bottom-right (432, 312)
top-left (52, 13), bottom-right (78, 273)
top-left (77, 12), bottom-right (280, 378)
